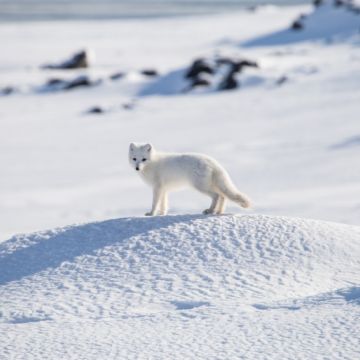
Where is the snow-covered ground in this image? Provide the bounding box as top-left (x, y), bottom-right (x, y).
top-left (1, 3), bottom-right (360, 240)
top-left (1, 1), bottom-right (360, 358)
top-left (1, 214), bottom-right (360, 359)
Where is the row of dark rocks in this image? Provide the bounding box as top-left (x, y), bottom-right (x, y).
top-left (184, 56), bottom-right (259, 91)
top-left (86, 101), bottom-right (136, 115)
top-left (39, 68), bottom-right (158, 93)
top-left (1, 51), bottom-right (159, 95)
top-left (2, 54), bottom-right (258, 95)
top-left (35, 49), bottom-right (159, 92)
top-left (41, 49), bottom-right (159, 76)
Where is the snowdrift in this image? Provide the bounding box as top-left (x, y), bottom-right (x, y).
top-left (1, 214), bottom-right (360, 358)
top-left (0, 215), bottom-right (360, 359)
top-left (1, 214), bottom-right (360, 317)
top-left (243, 1), bottom-right (360, 46)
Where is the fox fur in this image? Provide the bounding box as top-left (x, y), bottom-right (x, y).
top-left (129, 143), bottom-right (251, 216)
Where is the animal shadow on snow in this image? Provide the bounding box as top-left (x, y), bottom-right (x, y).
top-left (0, 214), bottom-right (205, 286)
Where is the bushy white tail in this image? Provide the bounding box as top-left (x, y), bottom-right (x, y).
top-left (215, 173), bottom-right (251, 208)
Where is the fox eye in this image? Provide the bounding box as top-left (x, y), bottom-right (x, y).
top-left (142, 158), bottom-right (146, 162)
top-left (132, 158), bottom-right (136, 161)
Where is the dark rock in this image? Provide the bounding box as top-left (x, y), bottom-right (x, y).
top-left (42, 78), bottom-right (67, 91)
top-left (87, 106), bottom-right (105, 114)
top-left (232, 60), bottom-right (259, 72)
top-left (42, 50), bottom-right (90, 70)
top-left (0, 86), bottom-right (16, 96)
top-left (46, 78), bottom-right (64, 86)
top-left (313, 0), bottom-right (324, 6)
top-left (246, 5), bottom-right (258, 12)
top-left (123, 102), bottom-right (135, 110)
top-left (291, 19), bottom-right (304, 31)
top-left (64, 76), bottom-right (93, 90)
top-left (334, 0), bottom-right (346, 7)
top-left (41, 75), bottom-right (100, 92)
top-left (276, 76), bottom-right (289, 86)
top-left (110, 72), bottom-right (125, 80)
top-left (190, 77), bottom-right (211, 88)
top-left (185, 58), bottom-right (214, 79)
top-left (290, 13), bottom-right (307, 31)
top-left (216, 57), bottom-right (259, 72)
top-left (218, 73), bottom-right (238, 91)
top-left (141, 69), bottom-right (158, 77)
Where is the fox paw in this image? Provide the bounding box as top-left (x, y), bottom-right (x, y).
top-left (145, 212), bottom-right (153, 216)
top-left (203, 209), bottom-right (214, 215)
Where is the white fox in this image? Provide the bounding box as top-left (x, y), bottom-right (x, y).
top-left (129, 143), bottom-right (251, 216)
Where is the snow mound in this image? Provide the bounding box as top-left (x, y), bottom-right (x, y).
top-left (243, 1), bottom-right (360, 46)
top-left (1, 214), bottom-right (360, 318)
top-left (1, 215), bottom-right (360, 358)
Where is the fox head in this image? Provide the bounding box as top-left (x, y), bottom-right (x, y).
top-left (129, 143), bottom-right (153, 172)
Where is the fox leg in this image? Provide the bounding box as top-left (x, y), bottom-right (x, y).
top-left (215, 195), bottom-right (226, 214)
top-left (203, 193), bottom-right (220, 215)
top-left (158, 192), bottom-right (168, 215)
top-left (146, 186), bottom-right (164, 216)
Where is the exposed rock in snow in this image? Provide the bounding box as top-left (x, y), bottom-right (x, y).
top-left (140, 69), bottom-right (159, 77)
top-left (109, 71), bottom-right (125, 80)
top-left (140, 55), bottom-right (259, 95)
top-left (38, 75), bottom-right (101, 92)
top-left (185, 58), bottom-right (215, 79)
top-left (0, 86), bottom-right (16, 96)
top-left (86, 106), bottom-right (106, 114)
top-left (42, 50), bottom-right (91, 70)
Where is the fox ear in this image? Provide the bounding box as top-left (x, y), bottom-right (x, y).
top-left (144, 143), bottom-right (152, 152)
top-left (129, 143), bottom-right (135, 151)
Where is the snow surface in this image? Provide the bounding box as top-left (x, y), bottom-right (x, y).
top-left (243, 1), bottom-right (360, 46)
top-left (1, 4), bottom-right (360, 241)
top-left (1, 3), bottom-right (360, 358)
top-left (1, 214), bottom-right (360, 359)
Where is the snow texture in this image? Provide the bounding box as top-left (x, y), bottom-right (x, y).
top-left (1, 214), bottom-right (360, 359)
top-left (1, 4), bottom-right (360, 240)
top-left (1, 3), bottom-right (360, 358)
top-left (243, 1), bottom-right (360, 46)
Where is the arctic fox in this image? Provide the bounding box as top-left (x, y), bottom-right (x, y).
top-left (129, 143), bottom-right (251, 216)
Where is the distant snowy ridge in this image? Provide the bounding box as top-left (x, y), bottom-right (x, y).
top-left (243, 0), bottom-right (360, 46)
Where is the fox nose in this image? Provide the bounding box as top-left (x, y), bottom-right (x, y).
top-left (136, 167), bottom-right (139, 171)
